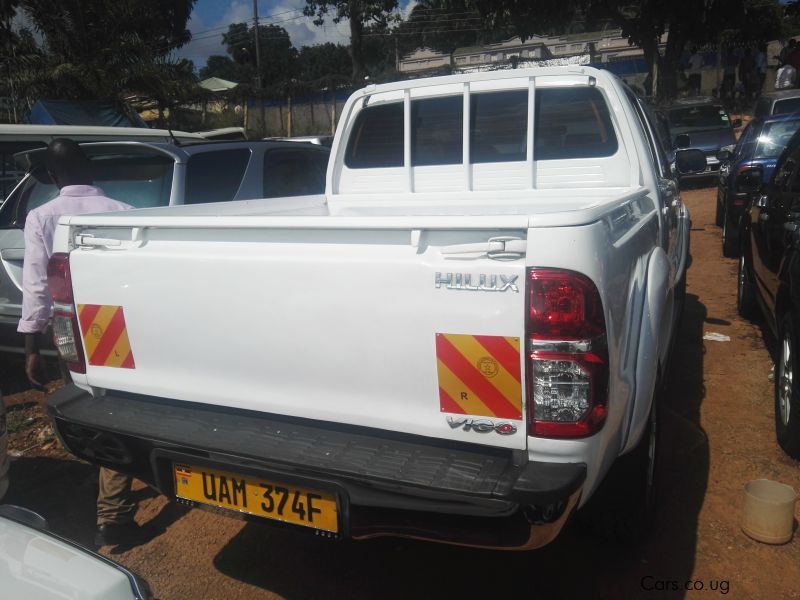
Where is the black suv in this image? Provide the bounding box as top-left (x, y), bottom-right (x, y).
top-left (738, 128), bottom-right (800, 459)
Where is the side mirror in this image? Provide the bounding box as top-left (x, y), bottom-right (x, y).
top-left (675, 148), bottom-right (707, 175)
top-left (674, 133), bottom-right (691, 149)
top-left (732, 118), bottom-right (743, 128)
top-left (716, 148), bottom-right (733, 162)
top-left (755, 193), bottom-right (769, 208)
top-left (736, 167), bottom-right (763, 193)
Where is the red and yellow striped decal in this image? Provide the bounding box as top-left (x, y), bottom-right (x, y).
top-left (77, 304), bottom-right (135, 369)
top-left (436, 333), bottom-right (522, 419)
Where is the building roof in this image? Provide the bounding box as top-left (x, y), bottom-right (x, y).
top-left (199, 77), bottom-right (239, 93)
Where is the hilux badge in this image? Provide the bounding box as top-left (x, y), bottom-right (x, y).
top-left (435, 273), bottom-right (519, 293)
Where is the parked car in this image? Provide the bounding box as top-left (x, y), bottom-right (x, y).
top-left (0, 396), bottom-right (7, 501)
top-left (0, 139), bottom-right (330, 354)
top-left (0, 124), bottom-right (204, 201)
top-left (716, 112), bottom-right (800, 257)
top-left (738, 128), bottom-right (800, 459)
top-left (0, 505), bottom-right (151, 599)
top-left (666, 97), bottom-right (741, 181)
top-left (46, 67), bottom-right (706, 550)
top-left (753, 89), bottom-right (800, 120)
top-left (194, 126), bottom-right (247, 141)
top-left (265, 135), bottom-right (334, 147)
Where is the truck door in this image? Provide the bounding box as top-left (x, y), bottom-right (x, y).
top-left (754, 142), bottom-right (800, 312)
top-left (627, 90), bottom-right (680, 280)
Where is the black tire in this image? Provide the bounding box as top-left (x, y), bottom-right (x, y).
top-left (715, 198), bottom-right (724, 227)
top-left (775, 314), bottom-right (800, 459)
top-left (722, 206), bottom-right (739, 258)
top-left (737, 251), bottom-right (757, 320)
top-left (578, 389), bottom-right (659, 544)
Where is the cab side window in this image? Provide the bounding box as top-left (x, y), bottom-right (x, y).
top-left (788, 146), bottom-right (800, 193)
top-left (774, 147), bottom-right (797, 190)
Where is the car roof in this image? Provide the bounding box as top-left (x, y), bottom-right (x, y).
top-left (667, 96), bottom-right (721, 108)
top-left (0, 123), bottom-right (203, 141)
top-left (761, 112), bottom-right (800, 125)
top-left (15, 139), bottom-right (329, 170)
top-left (759, 90), bottom-right (800, 102)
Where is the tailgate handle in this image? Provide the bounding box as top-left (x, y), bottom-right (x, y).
top-left (440, 236), bottom-right (526, 260)
top-left (74, 234), bottom-right (124, 248)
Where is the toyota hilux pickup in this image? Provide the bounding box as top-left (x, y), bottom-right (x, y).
top-left (43, 67), bottom-right (705, 550)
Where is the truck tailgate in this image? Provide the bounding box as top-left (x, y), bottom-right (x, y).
top-left (68, 219), bottom-right (529, 450)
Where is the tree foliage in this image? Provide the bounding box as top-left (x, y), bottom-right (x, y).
top-left (303, 0), bottom-right (399, 81)
top-left (4, 0), bottom-right (199, 113)
top-left (202, 22), bottom-right (297, 93)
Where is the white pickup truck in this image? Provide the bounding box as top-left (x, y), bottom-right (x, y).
top-left (45, 67), bottom-right (705, 550)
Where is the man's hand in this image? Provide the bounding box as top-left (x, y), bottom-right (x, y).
top-left (25, 352), bottom-right (46, 390)
top-left (24, 333), bottom-right (46, 390)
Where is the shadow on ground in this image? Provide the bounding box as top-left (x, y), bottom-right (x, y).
top-left (209, 293), bottom-right (711, 600)
top-left (3, 456), bottom-right (185, 552)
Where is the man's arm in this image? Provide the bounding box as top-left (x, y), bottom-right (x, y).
top-left (18, 211), bottom-right (50, 388)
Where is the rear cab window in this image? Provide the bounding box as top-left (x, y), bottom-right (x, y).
top-left (344, 86), bottom-right (618, 168)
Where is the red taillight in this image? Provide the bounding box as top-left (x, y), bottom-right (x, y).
top-left (46, 253), bottom-right (85, 374)
top-left (526, 269), bottom-right (608, 438)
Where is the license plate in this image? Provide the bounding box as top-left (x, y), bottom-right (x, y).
top-left (173, 464), bottom-right (339, 533)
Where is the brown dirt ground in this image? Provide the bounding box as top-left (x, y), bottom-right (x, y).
top-left (2, 186), bottom-right (799, 599)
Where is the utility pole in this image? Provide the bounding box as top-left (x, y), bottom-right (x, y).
top-left (253, 0), bottom-right (265, 134)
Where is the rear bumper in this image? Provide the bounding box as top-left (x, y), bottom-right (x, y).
top-left (47, 385), bottom-right (585, 550)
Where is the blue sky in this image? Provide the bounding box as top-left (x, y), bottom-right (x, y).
top-left (176, 0), bottom-right (417, 67)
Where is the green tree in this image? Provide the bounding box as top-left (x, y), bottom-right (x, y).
top-left (583, 0), bottom-right (782, 99)
top-left (205, 22), bottom-right (296, 92)
top-left (296, 42), bottom-right (351, 83)
top-left (451, 0), bottom-right (781, 100)
top-left (303, 0), bottom-right (399, 82)
top-left (199, 55), bottom-right (247, 82)
top-left (17, 0), bottom-right (198, 103)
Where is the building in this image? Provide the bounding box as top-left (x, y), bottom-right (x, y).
top-left (399, 26), bottom-right (665, 90)
top-left (397, 48), bottom-right (452, 76)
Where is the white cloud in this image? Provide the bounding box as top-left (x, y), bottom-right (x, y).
top-left (273, 0), bottom-right (350, 48)
top-left (177, 0), bottom-right (416, 66)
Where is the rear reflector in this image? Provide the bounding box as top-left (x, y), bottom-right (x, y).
top-left (47, 253), bottom-right (86, 374)
top-left (527, 269), bottom-right (608, 438)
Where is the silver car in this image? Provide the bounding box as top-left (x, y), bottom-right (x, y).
top-left (0, 139), bottom-right (330, 354)
top-left (0, 505), bottom-right (151, 599)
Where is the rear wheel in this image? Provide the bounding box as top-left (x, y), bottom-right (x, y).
top-left (776, 314), bottom-right (800, 459)
top-left (722, 206), bottom-right (739, 258)
top-left (737, 252), bottom-right (757, 320)
top-left (579, 386), bottom-right (659, 544)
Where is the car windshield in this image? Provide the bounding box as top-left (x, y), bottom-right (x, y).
top-left (668, 105), bottom-right (730, 133)
top-left (772, 97), bottom-right (800, 116)
top-left (754, 120), bottom-right (800, 159)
